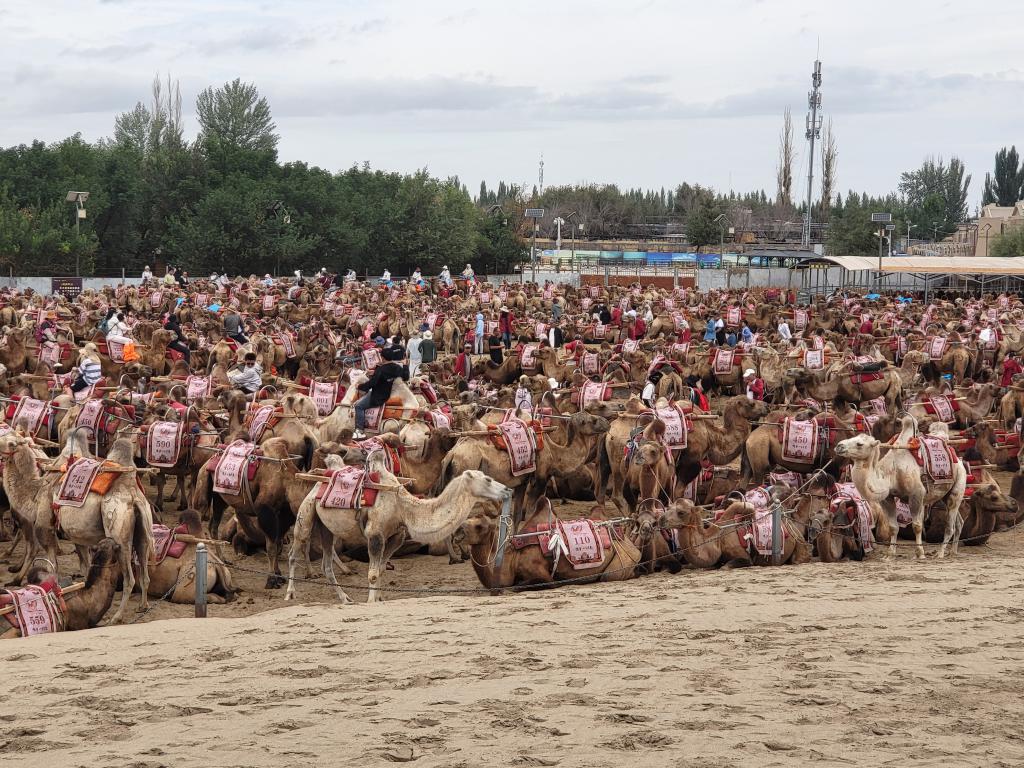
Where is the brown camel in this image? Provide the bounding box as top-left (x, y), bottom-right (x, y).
top-left (147, 510), bottom-right (236, 603)
top-left (455, 500), bottom-right (641, 592)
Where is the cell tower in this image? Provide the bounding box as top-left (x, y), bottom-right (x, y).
top-left (802, 59), bottom-right (822, 248)
top-left (538, 154), bottom-right (544, 195)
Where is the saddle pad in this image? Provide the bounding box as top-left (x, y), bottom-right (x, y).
top-left (107, 339), bottom-right (126, 363)
top-left (12, 397), bottom-right (49, 435)
top-left (794, 309), bottom-right (808, 330)
top-left (804, 349), bottom-right (824, 370)
top-left (57, 458), bottom-right (103, 508)
top-left (247, 405), bottom-right (277, 442)
top-left (589, 285), bottom-right (600, 298)
top-left (672, 342), bottom-right (690, 357)
top-left (551, 519), bottom-right (606, 570)
top-left (364, 405), bottom-right (383, 430)
top-left (520, 344), bottom-right (539, 371)
top-left (150, 290), bottom-right (164, 308)
top-left (926, 395), bottom-right (956, 423)
top-left (428, 409), bottom-right (451, 430)
top-left (582, 352), bottom-right (600, 375)
top-left (768, 471), bottom-right (803, 488)
top-left (919, 434), bottom-right (955, 481)
top-left (150, 523), bottom-right (188, 564)
top-left (726, 307), bottom-right (741, 326)
top-left (310, 380), bottom-right (339, 417)
top-left (654, 404), bottom-right (688, 450)
top-left (2, 584), bottom-right (62, 636)
top-left (868, 397), bottom-right (887, 417)
top-left (262, 294), bottom-right (275, 311)
top-left (39, 342), bottom-right (61, 367)
top-left (895, 498), bottom-right (913, 527)
top-left (276, 334), bottom-right (296, 358)
top-left (812, 336), bottom-right (825, 350)
top-left (781, 418), bottom-right (818, 463)
top-left (750, 507), bottom-right (776, 556)
top-left (497, 416), bottom-right (537, 477)
top-left (928, 336), bottom-right (947, 361)
top-left (622, 339), bottom-right (639, 354)
top-left (213, 440), bottom-right (254, 495)
top-left (185, 375), bottom-right (211, 400)
top-left (425, 312), bottom-right (438, 329)
top-left (75, 399), bottom-right (105, 436)
top-left (577, 380), bottom-right (609, 409)
top-left (831, 482), bottom-right (874, 553)
top-left (593, 324), bottom-right (606, 339)
top-left (319, 466), bottom-right (366, 509)
top-left (713, 349), bottom-right (735, 375)
top-left (362, 347), bottom-right (382, 371)
top-left (146, 421), bottom-right (184, 467)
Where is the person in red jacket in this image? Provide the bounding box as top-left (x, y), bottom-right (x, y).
top-left (1001, 352), bottom-right (1023, 387)
top-left (678, 325), bottom-right (691, 344)
top-left (859, 316), bottom-right (874, 335)
top-left (633, 316), bottom-right (647, 340)
top-left (743, 368), bottom-right (765, 401)
top-left (611, 305), bottom-right (623, 327)
top-left (454, 343), bottom-right (473, 378)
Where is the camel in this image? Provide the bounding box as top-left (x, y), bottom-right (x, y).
top-left (0, 433), bottom-right (155, 623)
top-left (908, 383), bottom-right (999, 429)
top-left (318, 374), bottom-right (419, 441)
top-left (396, 421), bottom-right (458, 496)
top-left (920, 338), bottom-right (972, 385)
top-left (834, 416), bottom-right (967, 558)
top-left (437, 410), bottom-right (610, 522)
top-left (605, 418), bottom-right (677, 517)
top-left (923, 472), bottom-right (1017, 547)
top-left (147, 510), bottom-right (236, 603)
top-left (454, 498), bottom-right (641, 592)
top-left (0, 538), bottom-right (122, 638)
top-left (289, 451), bottom-right (510, 602)
top-left (785, 362), bottom-right (902, 411)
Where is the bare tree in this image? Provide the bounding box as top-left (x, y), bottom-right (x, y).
top-left (776, 108), bottom-right (794, 207)
top-left (819, 119), bottom-right (837, 221)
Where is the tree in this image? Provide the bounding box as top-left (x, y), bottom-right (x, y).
top-left (819, 119), bottom-right (837, 222)
top-left (982, 146), bottom-right (1023, 207)
top-left (685, 198), bottom-right (722, 248)
top-left (196, 78), bottom-right (278, 154)
top-left (776, 108), bottom-right (795, 207)
top-left (990, 227), bottom-right (1024, 257)
top-left (898, 156), bottom-right (971, 238)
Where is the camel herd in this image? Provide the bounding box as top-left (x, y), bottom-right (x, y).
top-left (1, 274), bottom-right (1023, 636)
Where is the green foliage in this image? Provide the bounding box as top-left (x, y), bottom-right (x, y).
top-left (898, 156), bottom-right (971, 238)
top-left (196, 78), bottom-right (278, 155)
top-left (990, 227), bottom-right (1024, 258)
top-left (684, 197), bottom-right (723, 248)
top-left (982, 146), bottom-right (1023, 207)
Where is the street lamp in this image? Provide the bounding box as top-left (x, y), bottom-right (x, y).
top-left (267, 201), bottom-right (292, 276)
top-left (714, 213), bottom-right (732, 267)
top-left (566, 211), bottom-right (580, 272)
top-left (981, 222), bottom-right (992, 257)
top-left (932, 221), bottom-right (940, 243)
top-left (905, 223), bottom-right (917, 253)
top-left (66, 191), bottom-right (89, 276)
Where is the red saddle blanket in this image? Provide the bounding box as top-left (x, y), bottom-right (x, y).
top-left (245, 404), bottom-right (280, 442)
top-left (830, 482), bottom-right (874, 553)
top-left (710, 348), bottom-right (738, 375)
top-left (573, 381), bottom-right (611, 409)
top-left (56, 458), bottom-right (105, 508)
top-left (309, 379), bottom-right (342, 416)
top-left (850, 371), bottom-right (884, 384)
top-left (314, 468), bottom-right (380, 509)
top-left (653, 403), bottom-right (690, 450)
top-left (7, 396), bottom-right (51, 435)
top-left (151, 523), bottom-right (189, 564)
top-left (512, 519), bottom-right (612, 570)
top-left (185, 375), bottom-right (212, 400)
top-left (921, 395), bottom-right (959, 423)
top-left (780, 418), bottom-right (818, 464)
top-left (917, 434), bottom-right (958, 481)
top-left (488, 412), bottom-right (542, 477)
top-left (146, 421), bottom-right (185, 467)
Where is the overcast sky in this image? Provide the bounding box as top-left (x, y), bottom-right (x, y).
top-left (3, 0), bottom-right (1022, 208)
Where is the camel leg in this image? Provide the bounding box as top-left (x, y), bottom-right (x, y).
top-left (322, 535), bottom-right (353, 605)
top-left (367, 531), bottom-right (406, 603)
top-left (109, 543), bottom-right (136, 625)
top-left (910, 493), bottom-right (926, 560)
top-left (938, 499), bottom-right (964, 559)
top-left (286, 496), bottom-right (317, 601)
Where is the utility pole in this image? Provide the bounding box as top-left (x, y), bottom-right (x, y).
top-left (803, 59), bottom-right (822, 248)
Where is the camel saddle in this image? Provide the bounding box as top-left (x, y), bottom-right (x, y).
top-left (889, 435), bottom-right (960, 482)
top-left (511, 518), bottom-right (619, 571)
top-left (151, 523), bottom-right (189, 565)
top-left (55, 457), bottom-right (120, 508)
top-left (920, 395), bottom-right (959, 423)
top-left (245, 404), bottom-right (281, 442)
top-left (488, 412), bottom-right (543, 477)
top-left (314, 468), bottom-right (381, 509)
top-left (1, 579), bottom-right (66, 636)
top-left (208, 442), bottom-right (261, 492)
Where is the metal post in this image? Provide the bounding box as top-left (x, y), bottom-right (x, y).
top-left (673, 267), bottom-right (678, 289)
top-left (194, 543), bottom-right (208, 618)
top-left (531, 224), bottom-right (537, 284)
top-left (74, 212), bottom-right (80, 277)
top-left (771, 502), bottom-right (782, 566)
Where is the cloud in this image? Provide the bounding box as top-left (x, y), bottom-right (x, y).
top-left (349, 18), bottom-right (388, 34)
top-left (194, 28), bottom-right (315, 55)
top-left (65, 43), bottom-right (153, 61)
top-left (271, 77), bottom-right (538, 117)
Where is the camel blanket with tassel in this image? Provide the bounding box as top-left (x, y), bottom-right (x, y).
top-left (186, 375), bottom-right (211, 400)
top-left (781, 418), bottom-right (818, 463)
top-left (744, 487), bottom-right (778, 556)
top-left (803, 349), bottom-right (825, 370)
top-left (513, 519), bottom-right (613, 570)
top-left (520, 344), bottom-right (539, 372)
top-left (246, 405), bottom-right (279, 442)
top-left (10, 396), bottom-right (50, 436)
top-left (310, 379), bottom-right (339, 416)
top-left (711, 348), bottom-right (736, 375)
top-left (575, 380), bottom-right (610, 410)
top-left (927, 336), bottom-right (948, 361)
top-left (1, 582), bottom-right (65, 636)
top-left (922, 395), bottom-right (958, 424)
top-left (56, 457), bottom-right (107, 508)
top-left (146, 421), bottom-right (185, 468)
top-left (315, 466), bottom-right (379, 510)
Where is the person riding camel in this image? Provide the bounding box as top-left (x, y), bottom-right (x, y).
top-left (352, 345), bottom-right (409, 440)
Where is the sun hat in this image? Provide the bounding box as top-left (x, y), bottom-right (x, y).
top-left (423, 331), bottom-right (433, 340)
top-left (743, 368), bottom-right (756, 378)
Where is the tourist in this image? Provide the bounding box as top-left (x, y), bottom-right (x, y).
top-left (106, 310), bottom-right (139, 362)
top-left (514, 375), bottom-right (532, 412)
top-left (488, 327), bottom-right (503, 365)
top-left (1002, 352), bottom-right (1022, 387)
top-left (352, 350), bottom-right (409, 440)
top-left (68, 343), bottom-right (102, 395)
top-left (440, 264), bottom-right (452, 286)
top-left (741, 320), bottom-right (754, 345)
top-left (141, 265), bottom-right (153, 282)
top-left (743, 368), bottom-right (765, 401)
top-left (419, 331), bottom-right (437, 365)
top-left (228, 352), bottom-right (262, 395)
top-left (223, 307), bottom-right (248, 345)
top-left (407, 331), bottom-right (423, 376)
top-left (163, 312), bottom-right (190, 364)
top-left (454, 343), bottom-right (473, 378)
top-left (499, 306), bottom-right (515, 349)
top-left (777, 317), bottom-right (792, 343)
top-left (474, 311), bottom-right (485, 354)
top-left (704, 314), bottom-right (717, 345)
top-left (641, 371), bottom-right (662, 407)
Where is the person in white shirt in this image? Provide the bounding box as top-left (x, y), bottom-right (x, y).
top-left (643, 304), bottom-right (654, 324)
top-left (462, 264), bottom-right (475, 280)
top-left (777, 319), bottom-right (793, 342)
top-left (979, 322), bottom-right (995, 345)
top-left (263, 274), bottom-right (274, 287)
top-left (641, 371), bottom-right (662, 407)
top-left (411, 268), bottom-right (422, 282)
top-left (141, 265), bottom-right (153, 281)
top-left (344, 269), bottom-right (357, 282)
top-left (440, 265), bottom-right (452, 286)
top-left (228, 353), bottom-right (263, 394)
top-left (215, 273), bottom-right (229, 289)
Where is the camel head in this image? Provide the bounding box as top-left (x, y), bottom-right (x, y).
top-left (281, 392), bottom-right (318, 420)
top-left (0, 431), bottom-right (28, 457)
top-left (84, 538), bottom-right (122, 587)
top-left (833, 432), bottom-right (879, 461)
top-left (567, 411), bottom-right (611, 440)
top-left (903, 350), bottom-right (929, 366)
top-left (457, 469), bottom-right (511, 504)
top-left (736, 397), bottom-right (771, 421)
top-left (660, 499), bottom-right (700, 530)
top-left (972, 483), bottom-right (1018, 520)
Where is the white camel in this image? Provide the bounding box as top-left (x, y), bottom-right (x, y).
top-left (286, 452), bottom-right (510, 603)
top-left (317, 372), bottom-right (419, 442)
top-left (834, 415), bottom-right (967, 559)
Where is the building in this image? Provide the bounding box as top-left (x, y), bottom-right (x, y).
top-left (975, 202), bottom-right (1024, 256)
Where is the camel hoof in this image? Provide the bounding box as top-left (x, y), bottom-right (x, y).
top-left (265, 575), bottom-right (286, 589)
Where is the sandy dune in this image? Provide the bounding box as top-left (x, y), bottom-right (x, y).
top-left (3, 524), bottom-right (1024, 768)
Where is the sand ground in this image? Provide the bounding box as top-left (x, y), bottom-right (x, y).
top-left (2, 501), bottom-right (1023, 768)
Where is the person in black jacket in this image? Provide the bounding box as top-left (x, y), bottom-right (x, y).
top-left (352, 351), bottom-right (409, 439)
top-left (163, 312), bottom-right (191, 365)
